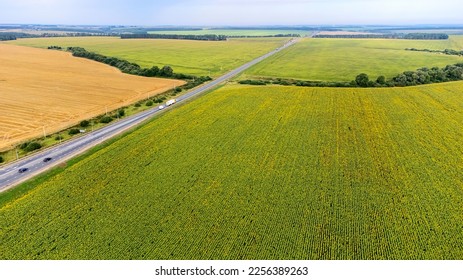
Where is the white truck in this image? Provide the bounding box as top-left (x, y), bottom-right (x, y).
top-left (166, 99), bottom-right (176, 106)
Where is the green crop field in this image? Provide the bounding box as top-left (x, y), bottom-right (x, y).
top-left (1, 83), bottom-right (463, 260)
top-left (6, 36), bottom-right (286, 77)
top-left (148, 29), bottom-right (311, 36)
top-left (245, 36), bottom-right (463, 81)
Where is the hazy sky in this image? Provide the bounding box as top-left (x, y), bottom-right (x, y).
top-left (0, 0), bottom-right (461, 26)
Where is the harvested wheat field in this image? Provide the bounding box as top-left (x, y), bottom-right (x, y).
top-left (0, 44), bottom-right (185, 151)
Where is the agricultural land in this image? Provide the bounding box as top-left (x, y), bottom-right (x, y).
top-left (1, 83), bottom-right (462, 259)
top-left (6, 36), bottom-right (286, 77)
top-left (0, 44), bottom-right (184, 151)
top-left (147, 29), bottom-right (311, 36)
top-left (245, 36), bottom-right (463, 81)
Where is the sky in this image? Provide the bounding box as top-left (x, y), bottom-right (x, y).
top-left (0, 0), bottom-right (461, 26)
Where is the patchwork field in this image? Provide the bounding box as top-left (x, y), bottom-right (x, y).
top-left (0, 44), bottom-right (184, 151)
top-left (1, 83), bottom-right (462, 259)
top-left (245, 36), bottom-right (463, 81)
top-left (7, 36), bottom-right (286, 77)
top-left (148, 29), bottom-right (311, 36)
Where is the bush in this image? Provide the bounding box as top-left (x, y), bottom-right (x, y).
top-left (19, 142), bottom-right (30, 150)
top-left (80, 120), bottom-right (90, 127)
top-left (23, 142), bottom-right (42, 152)
top-left (100, 116), bottom-right (113, 123)
top-left (174, 87), bottom-right (182, 93)
top-left (69, 128), bottom-right (80, 135)
top-left (0, 156), bottom-right (4, 163)
top-left (134, 103), bottom-right (141, 107)
top-left (118, 109), bottom-right (125, 117)
top-left (146, 101), bottom-right (153, 107)
top-left (355, 73), bottom-right (370, 87)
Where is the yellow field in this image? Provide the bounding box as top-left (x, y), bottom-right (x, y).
top-left (0, 44), bottom-right (184, 151)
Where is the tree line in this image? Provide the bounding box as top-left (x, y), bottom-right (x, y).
top-left (314, 33), bottom-right (449, 40)
top-left (226, 34), bottom-right (301, 38)
top-left (406, 48), bottom-right (463, 56)
top-left (121, 34), bottom-right (228, 41)
top-left (240, 63), bottom-right (463, 88)
top-left (63, 47), bottom-right (211, 88)
top-left (0, 32), bottom-right (36, 41)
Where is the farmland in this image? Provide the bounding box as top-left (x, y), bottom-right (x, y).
top-left (148, 29), bottom-right (311, 36)
top-left (7, 36), bottom-right (286, 77)
top-left (1, 83), bottom-right (463, 259)
top-left (245, 36), bottom-right (463, 81)
top-left (0, 44), bottom-right (184, 151)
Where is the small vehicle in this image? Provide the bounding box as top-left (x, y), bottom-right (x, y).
top-left (18, 168), bottom-right (29, 173)
top-left (43, 157), bottom-right (53, 163)
top-left (166, 99), bottom-right (176, 106)
top-left (158, 105), bottom-right (165, 110)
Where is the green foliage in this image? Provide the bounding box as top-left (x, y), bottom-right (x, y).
top-left (159, 66), bottom-right (173, 77)
top-left (117, 109), bottom-right (125, 117)
top-left (0, 156), bottom-right (4, 163)
top-left (100, 116), bottom-right (113, 124)
top-left (80, 120), bottom-right (90, 127)
top-left (355, 73), bottom-right (370, 87)
top-left (2, 84), bottom-right (463, 259)
top-left (47, 46), bottom-right (63, 50)
top-left (376, 75), bottom-right (386, 85)
top-left (68, 128), bottom-right (80, 135)
top-left (55, 135), bottom-right (64, 141)
top-left (242, 63), bottom-right (463, 88)
top-left (21, 142), bottom-right (42, 152)
top-left (239, 79), bottom-right (269, 85)
top-left (121, 33), bottom-right (227, 41)
top-left (145, 101), bottom-right (153, 107)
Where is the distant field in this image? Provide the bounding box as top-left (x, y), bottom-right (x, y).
top-left (148, 29), bottom-right (311, 36)
top-left (1, 83), bottom-right (463, 259)
top-left (245, 36), bottom-right (463, 81)
top-left (0, 44), bottom-right (184, 151)
top-left (7, 36), bottom-right (286, 77)
top-left (381, 29), bottom-right (463, 35)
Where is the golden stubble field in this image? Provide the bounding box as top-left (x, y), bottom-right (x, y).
top-left (0, 44), bottom-right (185, 151)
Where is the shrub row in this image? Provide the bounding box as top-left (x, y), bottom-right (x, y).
top-left (240, 63), bottom-right (463, 88)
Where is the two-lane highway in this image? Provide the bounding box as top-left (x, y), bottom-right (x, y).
top-left (0, 38), bottom-right (298, 192)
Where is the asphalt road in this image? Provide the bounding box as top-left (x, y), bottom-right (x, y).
top-left (0, 38), bottom-right (298, 192)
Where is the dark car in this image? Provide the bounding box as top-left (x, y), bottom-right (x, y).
top-left (18, 168), bottom-right (29, 173)
top-left (43, 157), bottom-right (53, 163)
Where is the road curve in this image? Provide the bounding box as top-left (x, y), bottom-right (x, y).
top-left (0, 38), bottom-right (298, 192)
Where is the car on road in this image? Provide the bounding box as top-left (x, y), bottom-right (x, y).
top-left (18, 168), bottom-right (29, 173)
top-left (159, 105), bottom-right (165, 110)
top-left (43, 157), bottom-right (53, 163)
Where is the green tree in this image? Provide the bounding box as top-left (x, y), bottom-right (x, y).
top-left (160, 66), bottom-right (174, 77)
top-left (376, 76), bottom-right (386, 85)
top-left (355, 73), bottom-right (369, 87)
top-left (80, 120), bottom-right (90, 127)
top-left (23, 142), bottom-right (42, 152)
top-left (100, 116), bottom-right (113, 123)
top-left (69, 128), bottom-right (80, 135)
top-left (0, 156), bottom-right (4, 163)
